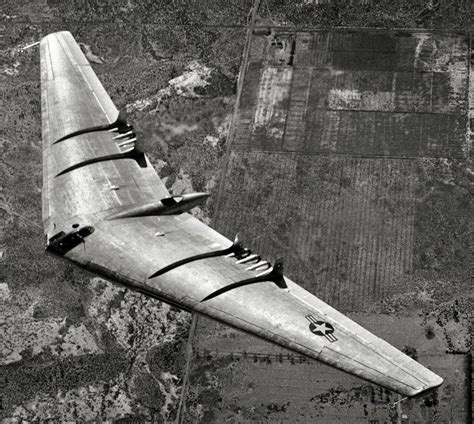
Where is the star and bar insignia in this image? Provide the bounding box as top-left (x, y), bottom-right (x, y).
top-left (305, 315), bottom-right (338, 342)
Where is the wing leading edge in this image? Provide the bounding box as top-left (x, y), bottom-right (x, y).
top-left (40, 31), bottom-right (443, 397)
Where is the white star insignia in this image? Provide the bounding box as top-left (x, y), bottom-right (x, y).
top-left (313, 322), bottom-right (330, 334)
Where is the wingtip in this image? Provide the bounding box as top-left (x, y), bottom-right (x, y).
top-left (41, 30), bottom-right (73, 44)
top-left (405, 374), bottom-right (444, 397)
top-left (432, 374), bottom-right (444, 388)
top-left (425, 374), bottom-right (444, 390)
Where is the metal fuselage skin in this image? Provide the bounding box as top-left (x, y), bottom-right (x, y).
top-left (107, 193), bottom-right (210, 219)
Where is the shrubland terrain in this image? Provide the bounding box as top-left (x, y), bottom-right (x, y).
top-left (1, 1), bottom-right (471, 422)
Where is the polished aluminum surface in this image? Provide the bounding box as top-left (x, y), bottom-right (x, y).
top-left (40, 31), bottom-right (443, 397)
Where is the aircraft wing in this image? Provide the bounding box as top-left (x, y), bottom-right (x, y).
top-left (40, 31), bottom-right (170, 236)
top-left (40, 31), bottom-right (443, 397)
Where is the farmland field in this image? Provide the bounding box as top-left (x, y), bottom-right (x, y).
top-left (1, 1), bottom-right (471, 422)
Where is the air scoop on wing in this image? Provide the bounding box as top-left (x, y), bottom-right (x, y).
top-left (107, 192), bottom-right (210, 219)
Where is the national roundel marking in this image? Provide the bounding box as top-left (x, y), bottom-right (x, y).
top-left (305, 314), bottom-right (338, 342)
top-left (309, 320), bottom-right (334, 336)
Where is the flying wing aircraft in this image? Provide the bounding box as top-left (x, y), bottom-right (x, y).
top-left (40, 31), bottom-right (443, 397)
